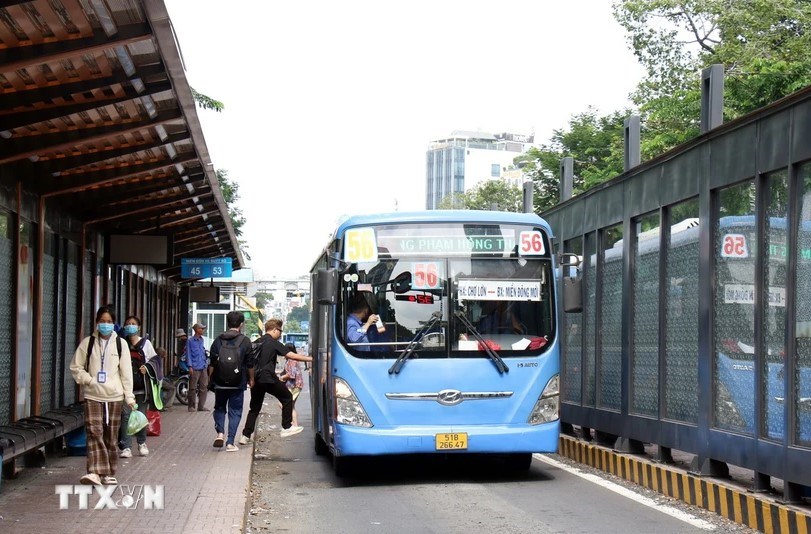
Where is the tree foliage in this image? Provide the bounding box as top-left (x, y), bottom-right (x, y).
top-left (437, 179), bottom-right (524, 212)
top-left (613, 0), bottom-right (811, 157)
top-left (216, 169), bottom-right (246, 237)
top-left (517, 108), bottom-right (628, 212)
top-left (190, 87), bottom-right (224, 112)
top-left (254, 292), bottom-right (273, 311)
top-left (216, 169), bottom-right (251, 260)
top-left (285, 302), bottom-right (310, 333)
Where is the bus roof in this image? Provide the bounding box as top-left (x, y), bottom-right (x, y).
top-left (332, 210), bottom-right (553, 239)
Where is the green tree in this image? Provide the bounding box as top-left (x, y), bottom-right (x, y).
top-left (216, 168), bottom-right (250, 260)
top-left (284, 319), bottom-right (302, 333)
top-left (517, 108), bottom-right (628, 212)
top-left (613, 0), bottom-right (811, 157)
top-left (254, 292), bottom-right (273, 311)
top-left (190, 87), bottom-right (224, 112)
top-left (287, 302), bottom-right (309, 326)
top-left (438, 180), bottom-right (523, 212)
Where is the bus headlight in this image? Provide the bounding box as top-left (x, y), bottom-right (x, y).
top-left (335, 377), bottom-right (373, 427)
top-left (528, 374), bottom-right (559, 425)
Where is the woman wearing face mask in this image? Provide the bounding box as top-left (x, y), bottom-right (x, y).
top-left (118, 315), bottom-right (159, 458)
top-left (70, 306), bottom-right (135, 486)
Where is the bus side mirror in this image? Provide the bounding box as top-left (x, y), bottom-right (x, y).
top-left (563, 276), bottom-right (582, 313)
top-left (559, 252), bottom-right (581, 268)
top-left (393, 271), bottom-right (412, 294)
top-left (315, 268), bottom-right (339, 305)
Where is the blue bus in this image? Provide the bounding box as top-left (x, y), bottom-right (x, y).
top-left (308, 211), bottom-right (577, 475)
top-left (283, 332), bottom-right (309, 351)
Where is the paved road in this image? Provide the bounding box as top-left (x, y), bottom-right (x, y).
top-left (247, 378), bottom-right (753, 534)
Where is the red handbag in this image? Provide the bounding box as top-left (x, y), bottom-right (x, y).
top-left (146, 409), bottom-right (161, 436)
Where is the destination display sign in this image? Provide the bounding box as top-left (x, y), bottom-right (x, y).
top-left (342, 225), bottom-right (552, 261)
top-left (181, 257), bottom-right (233, 279)
top-left (457, 279), bottom-right (542, 301)
top-left (379, 234), bottom-right (518, 256)
top-left (724, 284), bottom-right (785, 307)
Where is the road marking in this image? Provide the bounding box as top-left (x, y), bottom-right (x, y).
top-left (533, 454), bottom-right (716, 531)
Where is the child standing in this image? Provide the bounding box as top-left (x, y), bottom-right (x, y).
top-left (279, 343), bottom-right (304, 427)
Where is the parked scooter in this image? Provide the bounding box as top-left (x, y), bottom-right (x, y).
top-left (167, 353), bottom-right (190, 405)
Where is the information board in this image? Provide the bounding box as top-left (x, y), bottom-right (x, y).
top-left (181, 257), bottom-right (233, 279)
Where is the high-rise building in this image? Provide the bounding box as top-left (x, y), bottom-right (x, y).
top-left (425, 131), bottom-right (535, 209)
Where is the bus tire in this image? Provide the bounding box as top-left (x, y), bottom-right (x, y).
top-left (314, 433), bottom-right (329, 456)
top-left (505, 453), bottom-right (532, 471)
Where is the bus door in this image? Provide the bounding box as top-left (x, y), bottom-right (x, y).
top-left (312, 269), bottom-right (337, 449)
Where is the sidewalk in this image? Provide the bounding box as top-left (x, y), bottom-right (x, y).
top-left (0, 392), bottom-right (254, 534)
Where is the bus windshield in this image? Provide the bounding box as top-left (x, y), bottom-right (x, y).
top-left (337, 222), bottom-right (555, 359)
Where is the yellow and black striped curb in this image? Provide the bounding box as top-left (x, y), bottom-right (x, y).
top-left (558, 435), bottom-right (811, 534)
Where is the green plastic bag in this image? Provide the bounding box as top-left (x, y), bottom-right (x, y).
top-left (127, 404), bottom-right (148, 435)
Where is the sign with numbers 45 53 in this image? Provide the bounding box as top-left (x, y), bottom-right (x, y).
top-left (181, 257), bottom-right (233, 279)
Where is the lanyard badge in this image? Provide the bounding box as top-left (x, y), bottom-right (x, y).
top-left (97, 370), bottom-right (107, 383)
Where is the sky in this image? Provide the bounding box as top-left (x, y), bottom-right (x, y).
top-left (162, 0), bottom-right (645, 280)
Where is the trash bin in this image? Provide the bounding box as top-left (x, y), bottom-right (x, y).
top-left (65, 427), bottom-right (86, 456)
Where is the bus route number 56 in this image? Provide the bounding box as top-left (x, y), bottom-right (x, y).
top-left (519, 231), bottom-right (545, 256)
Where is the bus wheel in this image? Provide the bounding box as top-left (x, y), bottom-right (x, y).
top-left (505, 453), bottom-right (532, 471)
top-left (332, 454), bottom-right (355, 477)
top-left (314, 433), bottom-right (329, 456)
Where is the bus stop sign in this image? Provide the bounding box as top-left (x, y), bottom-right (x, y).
top-left (181, 257), bottom-right (232, 279)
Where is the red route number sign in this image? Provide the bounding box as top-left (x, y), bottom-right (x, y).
top-left (721, 234), bottom-right (748, 258)
top-left (519, 231), bottom-right (545, 256)
top-left (413, 262), bottom-right (440, 289)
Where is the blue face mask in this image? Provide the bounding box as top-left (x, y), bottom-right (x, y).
top-left (122, 325), bottom-right (139, 336)
top-left (97, 323), bottom-right (115, 336)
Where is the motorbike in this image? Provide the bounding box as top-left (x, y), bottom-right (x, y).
top-left (167, 353), bottom-right (190, 406)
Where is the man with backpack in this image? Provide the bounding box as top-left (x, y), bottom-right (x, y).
top-left (207, 311), bottom-right (253, 451)
top-left (238, 319), bottom-right (313, 445)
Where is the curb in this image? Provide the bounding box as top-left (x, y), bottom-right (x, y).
top-left (558, 435), bottom-right (810, 534)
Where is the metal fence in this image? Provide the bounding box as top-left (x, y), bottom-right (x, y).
top-left (542, 84), bottom-right (811, 500)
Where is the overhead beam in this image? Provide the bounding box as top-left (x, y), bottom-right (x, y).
top-left (1, 80), bottom-right (172, 131)
top-left (0, 23), bottom-right (153, 72)
top-left (154, 219), bottom-right (226, 241)
top-left (85, 192), bottom-right (213, 224)
top-left (175, 242), bottom-right (225, 257)
top-left (79, 178), bottom-right (209, 212)
top-left (127, 208), bottom-right (221, 234)
top-left (40, 153), bottom-right (197, 197)
top-left (174, 227), bottom-right (227, 245)
top-left (35, 131), bottom-right (190, 175)
top-left (0, 108), bottom-right (183, 165)
top-left (0, 63), bottom-right (165, 110)
top-left (0, 0), bottom-right (40, 7)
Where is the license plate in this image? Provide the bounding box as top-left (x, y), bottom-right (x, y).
top-left (435, 432), bottom-right (468, 450)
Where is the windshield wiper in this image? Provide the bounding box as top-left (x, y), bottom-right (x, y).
top-left (454, 310), bottom-right (509, 374)
top-left (388, 311), bottom-right (443, 375)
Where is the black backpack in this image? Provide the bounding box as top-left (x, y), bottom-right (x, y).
top-left (214, 335), bottom-right (246, 387)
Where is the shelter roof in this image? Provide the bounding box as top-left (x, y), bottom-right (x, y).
top-left (0, 0), bottom-right (243, 276)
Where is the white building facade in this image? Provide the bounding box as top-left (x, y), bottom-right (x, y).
top-left (425, 131), bottom-right (535, 209)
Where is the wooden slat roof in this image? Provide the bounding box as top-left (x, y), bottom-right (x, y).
top-left (0, 0), bottom-right (243, 276)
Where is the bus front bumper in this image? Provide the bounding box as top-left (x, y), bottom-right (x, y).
top-left (332, 421), bottom-right (560, 457)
